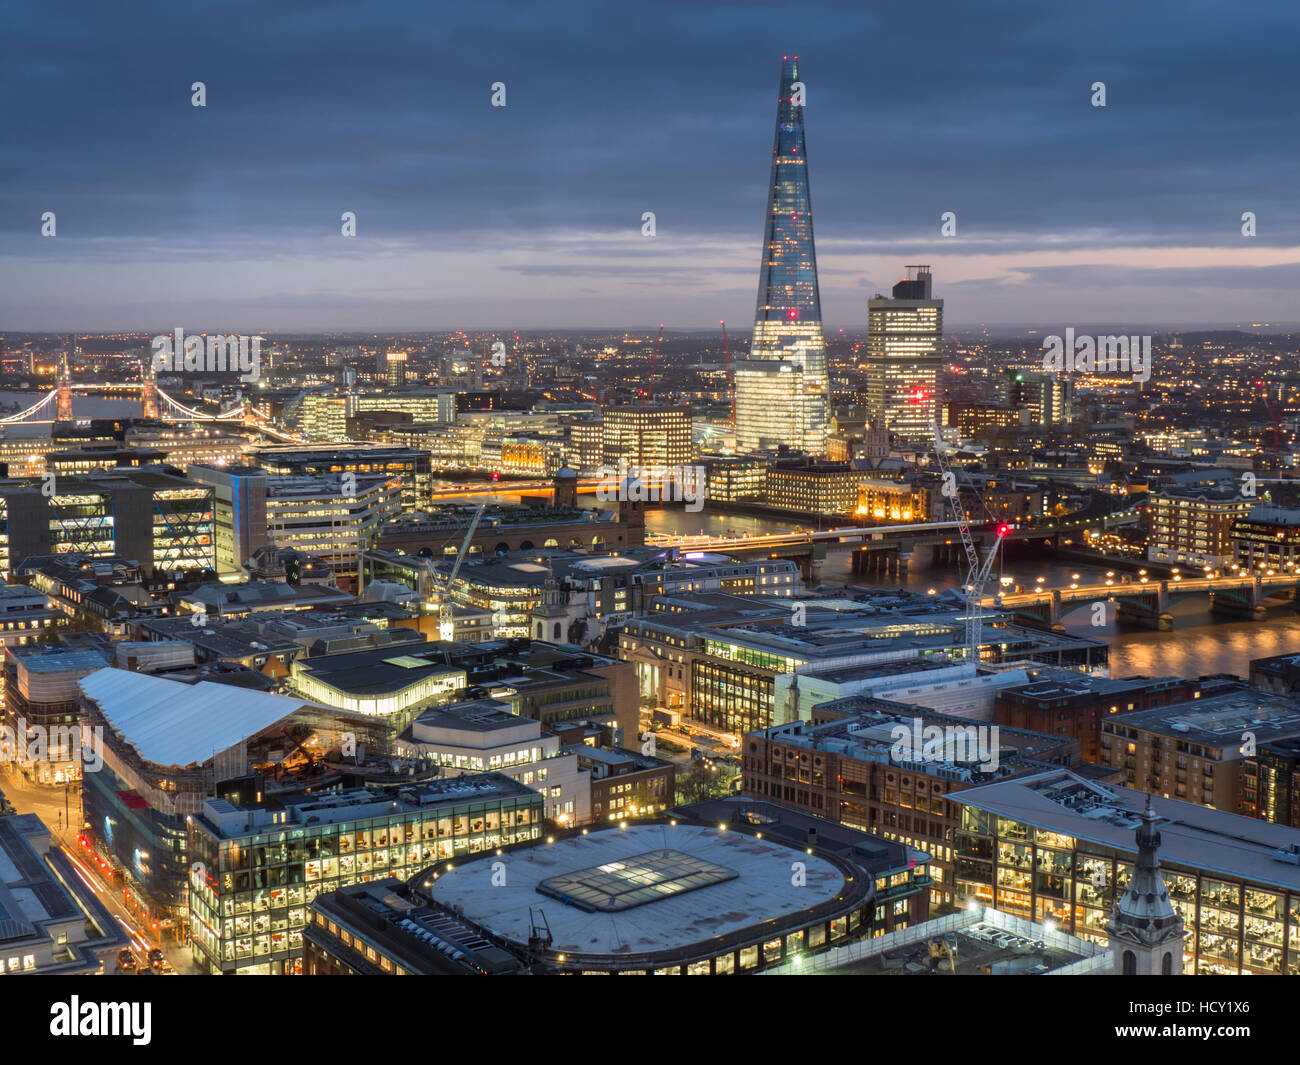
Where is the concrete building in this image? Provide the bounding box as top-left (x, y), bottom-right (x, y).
top-left (187, 463), bottom-right (269, 576)
top-left (404, 699), bottom-right (590, 826)
top-left (1097, 679), bottom-right (1300, 812)
top-left (0, 814), bottom-right (128, 975)
top-left (743, 700), bottom-right (1082, 907)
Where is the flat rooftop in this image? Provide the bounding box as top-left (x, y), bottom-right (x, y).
top-left (426, 823), bottom-right (845, 956)
top-left (1102, 684), bottom-right (1300, 748)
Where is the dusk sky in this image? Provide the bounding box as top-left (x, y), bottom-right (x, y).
top-left (3, 0), bottom-right (1298, 333)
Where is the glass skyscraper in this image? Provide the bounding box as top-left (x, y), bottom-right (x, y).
top-left (734, 56), bottom-right (829, 455)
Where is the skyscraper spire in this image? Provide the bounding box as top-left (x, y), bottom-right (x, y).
top-left (754, 55), bottom-right (822, 328)
top-left (734, 55), bottom-right (829, 455)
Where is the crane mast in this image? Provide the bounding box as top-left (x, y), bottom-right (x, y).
top-left (721, 320), bottom-right (735, 430)
top-left (931, 422), bottom-right (1008, 664)
top-left (437, 502), bottom-right (487, 641)
top-left (647, 323), bottom-right (665, 401)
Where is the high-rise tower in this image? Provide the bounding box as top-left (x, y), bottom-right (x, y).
top-left (734, 56), bottom-right (829, 455)
top-left (865, 266), bottom-right (943, 442)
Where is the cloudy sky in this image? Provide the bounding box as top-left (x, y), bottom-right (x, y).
top-left (2, 0), bottom-right (1298, 333)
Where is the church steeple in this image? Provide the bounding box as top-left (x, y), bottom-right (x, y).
top-left (1108, 794), bottom-right (1184, 975)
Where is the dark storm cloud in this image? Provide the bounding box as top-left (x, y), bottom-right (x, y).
top-left (0, 0), bottom-right (1297, 329)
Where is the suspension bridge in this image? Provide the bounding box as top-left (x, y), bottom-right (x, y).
top-left (0, 383), bottom-right (302, 442)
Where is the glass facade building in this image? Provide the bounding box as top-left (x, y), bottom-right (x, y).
top-left (735, 56), bottom-right (829, 456)
top-left (954, 773), bottom-right (1300, 975)
top-left (188, 779), bottom-right (545, 974)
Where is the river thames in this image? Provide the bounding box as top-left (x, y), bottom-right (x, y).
top-left (639, 504), bottom-right (1300, 681)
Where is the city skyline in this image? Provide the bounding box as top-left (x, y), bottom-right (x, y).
top-left (4, 1), bottom-right (1300, 331)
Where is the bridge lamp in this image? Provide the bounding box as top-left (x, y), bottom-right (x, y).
top-left (1106, 571), bottom-right (1114, 578)
top-left (1171, 567), bottom-right (1179, 575)
top-left (1071, 573), bottom-right (1080, 580)
top-left (1140, 577), bottom-right (1149, 584)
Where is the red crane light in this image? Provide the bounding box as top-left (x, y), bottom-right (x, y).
top-left (996, 523), bottom-right (1011, 538)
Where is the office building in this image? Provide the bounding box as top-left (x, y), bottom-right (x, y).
top-left (865, 266), bottom-right (944, 442)
top-left (403, 699), bottom-right (590, 825)
top-left (953, 769), bottom-right (1300, 974)
top-left (3, 645), bottom-right (111, 786)
top-left (76, 667), bottom-right (369, 917)
top-left (414, 802), bottom-right (928, 974)
top-left (601, 405), bottom-right (692, 470)
top-left (385, 349), bottom-right (408, 388)
top-left (0, 468), bottom-right (215, 579)
top-left (572, 745), bottom-right (674, 823)
top-left (993, 673), bottom-right (1198, 764)
top-left (0, 583), bottom-right (63, 648)
top-left (266, 474), bottom-right (402, 578)
top-left (743, 703), bottom-right (1081, 906)
top-left (1004, 369), bottom-right (1074, 427)
top-left (188, 775), bottom-right (544, 974)
top-left (734, 56), bottom-right (829, 455)
top-left (253, 444), bottom-right (432, 512)
top-left (764, 460), bottom-right (865, 515)
top-left (187, 464), bottom-right (269, 576)
top-left (1232, 506), bottom-right (1300, 571)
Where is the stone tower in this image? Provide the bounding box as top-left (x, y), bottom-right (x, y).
top-left (1107, 794), bottom-right (1184, 975)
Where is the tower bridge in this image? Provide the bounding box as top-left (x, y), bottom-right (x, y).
top-left (0, 384), bottom-right (301, 442)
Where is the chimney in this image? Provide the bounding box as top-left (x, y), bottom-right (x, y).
top-left (807, 826), bottom-right (817, 849)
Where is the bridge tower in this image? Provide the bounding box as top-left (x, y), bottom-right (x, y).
top-left (140, 359), bottom-right (160, 419)
top-left (55, 350), bottom-right (74, 422)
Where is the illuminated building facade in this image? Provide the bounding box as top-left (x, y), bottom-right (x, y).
top-left (734, 56), bottom-right (829, 455)
top-left (856, 478), bottom-right (929, 523)
top-left (188, 776), bottom-right (544, 974)
top-left (865, 267), bottom-right (943, 441)
top-left (0, 469), bottom-right (214, 579)
top-left (764, 460), bottom-right (863, 515)
top-left (1147, 485), bottom-right (1253, 569)
top-left (188, 464), bottom-right (269, 576)
top-left (601, 405), bottom-right (692, 469)
top-left (954, 770), bottom-right (1300, 974)
top-left (385, 349), bottom-right (408, 388)
top-left (266, 474), bottom-right (402, 575)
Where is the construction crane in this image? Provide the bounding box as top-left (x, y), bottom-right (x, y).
top-left (931, 422), bottom-right (1010, 664)
top-left (721, 320), bottom-right (735, 430)
top-left (435, 502), bottom-right (486, 641)
top-left (1256, 379), bottom-right (1283, 453)
top-left (646, 323), bottom-right (664, 401)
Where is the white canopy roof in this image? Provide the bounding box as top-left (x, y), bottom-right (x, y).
top-left (78, 668), bottom-right (310, 768)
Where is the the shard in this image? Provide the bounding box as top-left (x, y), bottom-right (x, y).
top-left (734, 55), bottom-right (829, 454)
